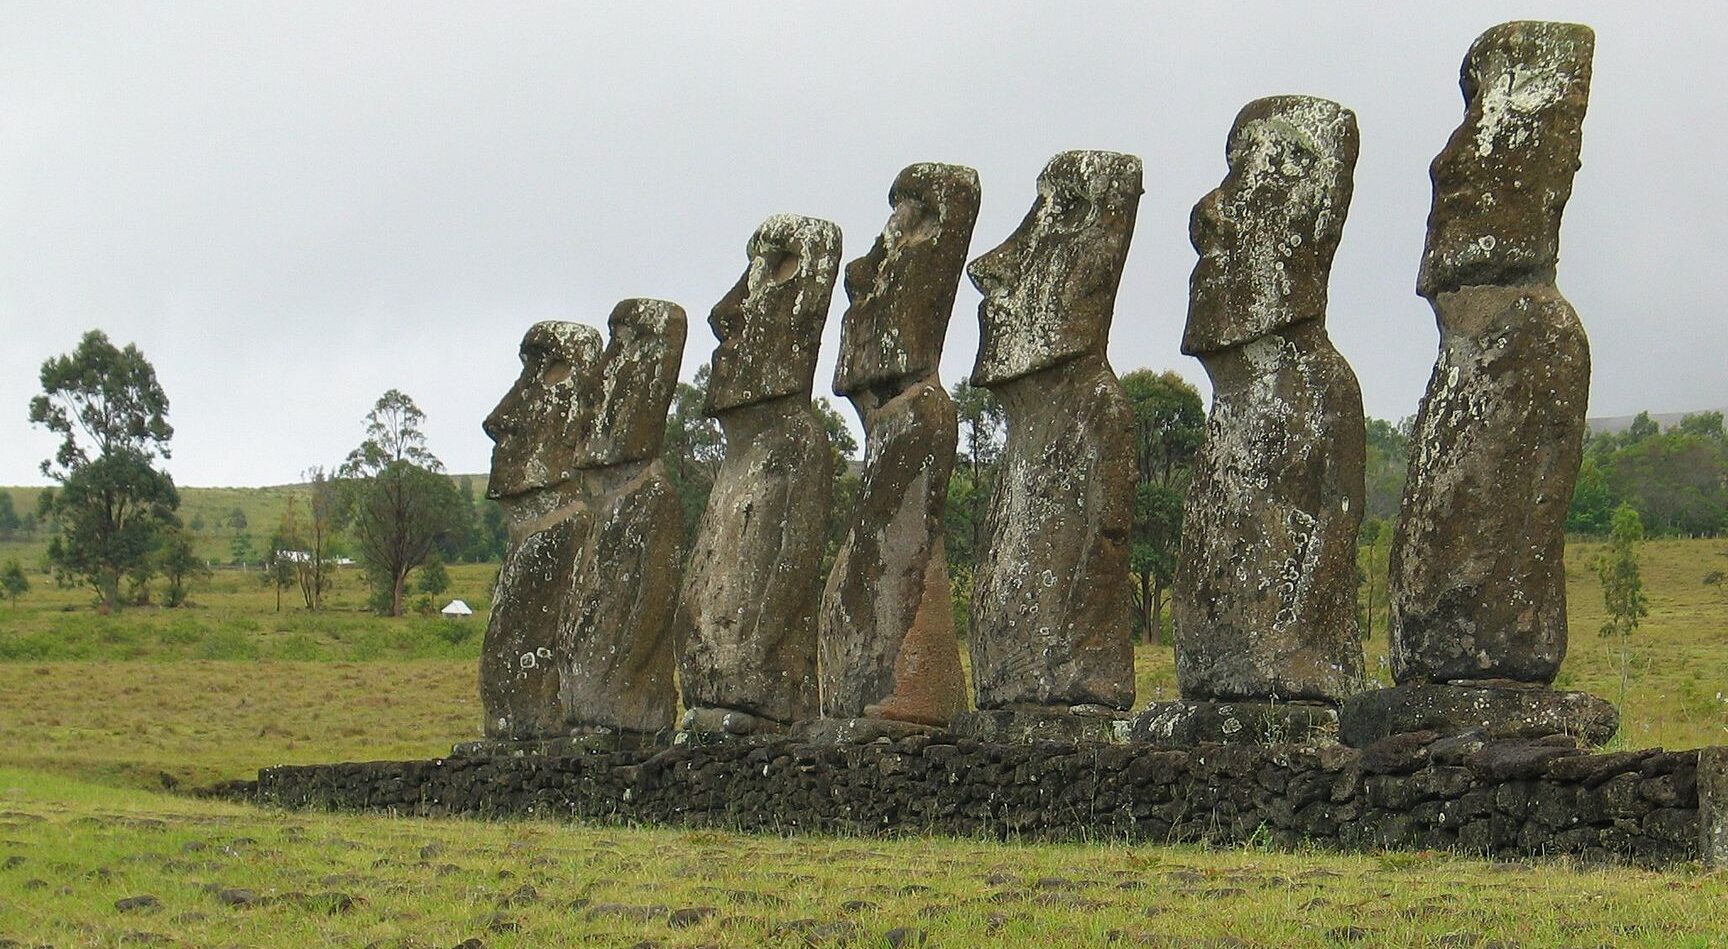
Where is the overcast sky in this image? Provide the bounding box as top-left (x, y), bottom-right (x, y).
top-left (2, 2), bottom-right (1722, 487)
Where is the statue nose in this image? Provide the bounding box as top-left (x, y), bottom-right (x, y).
top-left (968, 245), bottom-right (1014, 295)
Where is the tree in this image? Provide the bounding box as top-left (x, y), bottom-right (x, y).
top-left (0, 491), bottom-right (20, 539)
top-left (1625, 410), bottom-right (1660, 445)
top-left (1604, 432), bottom-right (1728, 536)
top-left (1364, 417), bottom-right (1412, 522)
top-left (0, 560), bottom-right (28, 608)
top-left (44, 450), bottom-right (179, 611)
top-left (230, 532), bottom-right (254, 567)
top-left (814, 395), bottom-right (863, 574)
top-left (814, 396), bottom-right (859, 471)
top-left (417, 554), bottom-right (450, 596)
top-left (663, 364), bottom-right (727, 539)
top-left (262, 542), bottom-right (297, 613)
top-left (452, 476), bottom-right (506, 562)
top-left (1676, 411), bottom-right (1726, 441)
top-left (447, 476), bottom-right (481, 562)
top-left (27, 330), bottom-right (180, 612)
top-left (158, 527), bottom-right (209, 607)
top-left (340, 390), bottom-right (465, 616)
top-left (1595, 503), bottom-right (1650, 710)
top-left (227, 506), bottom-right (248, 534)
top-left (1566, 457), bottom-right (1617, 535)
top-left (475, 498), bottom-right (508, 562)
top-left (1356, 517), bottom-right (1393, 640)
top-left (947, 379), bottom-right (1005, 572)
top-left (1121, 369), bottom-right (1205, 644)
top-left (296, 468), bottom-right (340, 610)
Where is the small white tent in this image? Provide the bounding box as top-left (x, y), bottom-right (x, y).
top-left (440, 599), bottom-right (474, 618)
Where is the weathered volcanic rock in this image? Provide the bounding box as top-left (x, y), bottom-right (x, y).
top-left (1338, 682), bottom-right (1617, 747)
top-left (1172, 96), bottom-right (1366, 705)
top-left (576, 299), bottom-right (689, 468)
top-left (477, 302), bottom-right (688, 742)
top-left (1700, 748), bottom-right (1728, 870)
top-left (480, 321), bottom-right (602, 740)
top-left (1390, 21), bottom-right (1594, 686)
top-left (677, 214), bottom-right (840, 729)
top-left (1129, 700), bottom-right (1339, 748)
top-left (966, 151), bottom-right (1139, 712)
top-left (560, 300), bottom-right (686, 735)
top-left (1416, 22), bottom-right (1594, 300)
top-left (819, 163), bottom-right (978, 726)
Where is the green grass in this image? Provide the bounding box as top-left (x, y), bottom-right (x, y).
top-left (2, 768), bottom-right (1727, 947)
top-left (0, 562), bottom-right (495, 662)
top-left (0, 661), bottom-right (477, 789)
top-left (1, 537), bottom-right (1727, 944)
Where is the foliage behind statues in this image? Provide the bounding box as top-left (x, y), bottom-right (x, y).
top-left (1570, 411), bottom-right (1728, 537)
top-left (1120, 369), bottom-right (1204, 645)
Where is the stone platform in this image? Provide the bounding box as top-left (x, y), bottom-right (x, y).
top-left (1130, 700), bottom-right (1339, 747)
top-left (451, 731), bottom-right (669, 758)
top-left (949, 705), bottom-right (1130, 743)
top-left (243, 730), bottom-right (1725, 869)
top-left (1339, 682), bottom-right (1618, 748)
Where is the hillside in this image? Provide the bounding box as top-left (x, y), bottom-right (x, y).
top-left (0, 475), bottom-right (492, 566)
top-left (1589, 409), bottom-right (1728, 434)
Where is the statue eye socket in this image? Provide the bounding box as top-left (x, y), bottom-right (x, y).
top-left (542, 360), bottom-right (571, 386)
top-left (1046, 190), bottom-right (1090, 227)
top-left (760, 250), bottom-right (802, 284)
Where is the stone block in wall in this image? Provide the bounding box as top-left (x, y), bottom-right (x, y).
top-left (1359, 731), bottom-right (1436, 774)
top-left (1544, 749), bottom-right (1652, 787)
top-left (1698, 746), bottom-right (1728, 869)
top-left (1467, 741), bottom-right (1583, 781)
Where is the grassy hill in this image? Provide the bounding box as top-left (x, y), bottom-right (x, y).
top-left (0, 475), bottom-right (492, 567)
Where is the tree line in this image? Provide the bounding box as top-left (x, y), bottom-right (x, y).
top-left (13, 328), bottom-right (1716, 627)
top-left (16, 331), bottom-right (506, 616)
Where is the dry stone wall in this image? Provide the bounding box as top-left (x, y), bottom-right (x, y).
top-left (251, 732), bottom-right (1713, 868)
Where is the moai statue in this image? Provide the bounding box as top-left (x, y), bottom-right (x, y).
top-left (476, 321), bottom-right (602, 745)
top-left (676, 214), bottom-right (840, 740)
top-left (1133, 97), bottom-right (1367, 747)
top-left (467, 301), bottom-right (688, 754)
top-left (957, 151), bottom-right (1139, 742)
top-left (560, 299), bottom-right (687, 739)
top-left (812, 164), bottom-right (979, 740)
top-left (1340, 21), bottom-right (1617, 747)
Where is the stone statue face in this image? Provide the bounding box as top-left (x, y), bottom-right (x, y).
top-left (1418, 20), bottom-right (1593, 298)
top-left (968, 150), bottom-right (1142, 387)
top-left (706, 214), bottom-right (842, 415)
top-left (834, 163), bottom-right (980, 397)
top-left (1185, 96), bottom-right (1358, 355)
top-left (575, 298), bottom-right (687, 469)
top-left (484, 321), bottom-right (601, 499)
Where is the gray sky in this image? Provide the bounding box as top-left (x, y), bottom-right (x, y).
top-left (3, 2), bottom-right (1723, 487)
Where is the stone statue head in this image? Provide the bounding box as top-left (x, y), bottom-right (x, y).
top-left (968, 150), bottom-right (1142, 388)
top-left (706, 214), bottom-right (842, 415)
top-left (834, 163), bottom-right (981, 398)
top-left (574, 299), bottom-right (687, 469)
top-left (484, 321), bottom-right (602, 499)
top-left (1418, 20), bottom-right (1594, 299)
top-left (1184, 96), bottom-right (1359, 355)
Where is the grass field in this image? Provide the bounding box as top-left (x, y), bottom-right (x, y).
top-left (1, 539), bottom-right (1727, 944)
